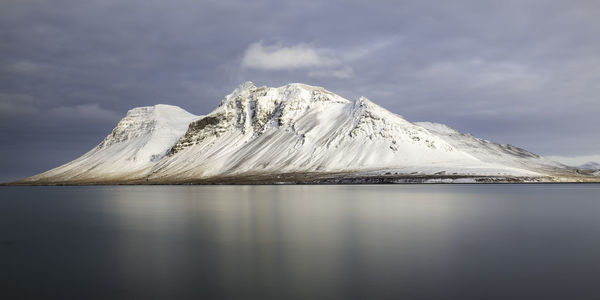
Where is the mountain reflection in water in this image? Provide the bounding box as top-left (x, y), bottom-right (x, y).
top-left (1, 184), bottom-right (600, 299)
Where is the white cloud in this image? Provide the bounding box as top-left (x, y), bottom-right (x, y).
top-left (240, 39), bottom-right (396, 78)
top-left (242, 42), bottom-right (336, 70)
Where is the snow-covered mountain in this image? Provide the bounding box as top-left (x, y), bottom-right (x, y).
top-left (13, 82), bottom-right (596, 184)
top-left (23, 104), bottom-right (199, 183)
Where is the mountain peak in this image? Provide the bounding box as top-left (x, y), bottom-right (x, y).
top-left (221, 82), bottom-right (349, 105)
top-left (99, 104), bottom-right (197, 150)
top-left (353, 96), bottom-right (378, 109)
top-left (235, 80), bottom-right (258, 92)
top-left (125, 104), bottom-right (189, 117)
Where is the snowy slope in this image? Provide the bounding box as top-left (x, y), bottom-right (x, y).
top-left (149, 82), bottom-right (541, 181)
top-left (16, 82), bottom-right (590, 184)
top-left (415, 122), bottom-right (568, 174)
top-left (23, 104), bottom-right (199, 183)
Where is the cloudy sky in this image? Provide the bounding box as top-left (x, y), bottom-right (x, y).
top-left (1, 0), bottom-right (599, 181)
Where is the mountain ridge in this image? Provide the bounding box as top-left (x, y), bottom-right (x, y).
top-left (9, 82), bottom-right (599, 184)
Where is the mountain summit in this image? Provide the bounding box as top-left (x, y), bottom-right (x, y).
top-left (13, 82), bottom-right (598, 184)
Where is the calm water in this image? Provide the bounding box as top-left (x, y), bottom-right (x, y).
top-left (1, 184), bottom-right (600, 299)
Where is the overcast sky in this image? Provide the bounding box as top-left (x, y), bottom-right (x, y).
top-left (1, 0), bottom-right (599, 181)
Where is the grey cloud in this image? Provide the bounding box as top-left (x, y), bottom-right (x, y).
top-left (47, 104), bottom-right (121, 123)
top-left (308, 66), bottom-right (355, 79)
top-left (1, 0), bottom-right (599, 181)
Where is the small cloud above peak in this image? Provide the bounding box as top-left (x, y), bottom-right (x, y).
top-left (241, 42), bottom-right (336, 71)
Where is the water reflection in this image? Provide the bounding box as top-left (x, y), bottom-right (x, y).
top-left (2, 185), bottom-right (600, 299)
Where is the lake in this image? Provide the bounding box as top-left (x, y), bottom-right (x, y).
top-left (1, 184), bottom-right (600, 299)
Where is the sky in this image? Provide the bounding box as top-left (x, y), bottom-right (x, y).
top-left (1, 0), bottom-right (599, 181)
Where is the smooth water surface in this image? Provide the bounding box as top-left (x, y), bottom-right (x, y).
top-left (1, 184), bottom-right (600, 299)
